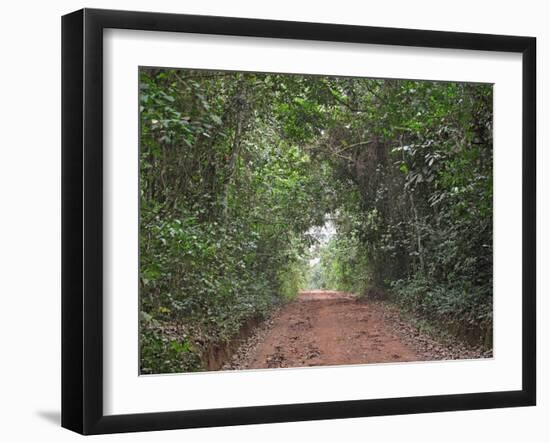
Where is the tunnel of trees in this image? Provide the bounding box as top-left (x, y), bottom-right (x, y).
top-left (139, 68), bottom-right (493, 374)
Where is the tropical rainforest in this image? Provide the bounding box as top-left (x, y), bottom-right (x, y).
top-left (139, 67), bottom-right (493, 374)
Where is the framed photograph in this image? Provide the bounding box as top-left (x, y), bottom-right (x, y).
top-left (62, 8), bottom-right (536, 435)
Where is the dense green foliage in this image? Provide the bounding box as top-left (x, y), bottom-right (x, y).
top-left (140, 68), bottom-right (493, 373)
top-left (311, 79), bottom-right (493, 345)
top-left (139, 69), bottom-right (329, 373)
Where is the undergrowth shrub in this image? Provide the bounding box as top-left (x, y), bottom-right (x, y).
top-left (390, 277), bottom-right (492, 346)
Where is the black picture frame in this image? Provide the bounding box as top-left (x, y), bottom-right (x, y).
top-left (61, 8), bottom-right (536, 435)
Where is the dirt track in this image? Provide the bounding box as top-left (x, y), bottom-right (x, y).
top-left (239, 290), bottom-right (419, 369)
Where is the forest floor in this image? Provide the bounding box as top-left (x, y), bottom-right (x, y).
top-left (223, 290), bottom-right (492, 370)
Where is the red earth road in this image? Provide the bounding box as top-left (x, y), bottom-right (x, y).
top-left (244, 290), bottom-right (419, 369)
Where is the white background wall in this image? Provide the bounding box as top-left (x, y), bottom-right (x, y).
top-left (0, 0), bottom-right (546, 441)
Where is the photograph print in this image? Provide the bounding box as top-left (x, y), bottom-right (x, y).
top-left (138, 67), bottom-right (493, 375)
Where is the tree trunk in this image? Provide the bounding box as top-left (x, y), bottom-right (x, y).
top-left (221, 115), bottom-right (243, 219)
